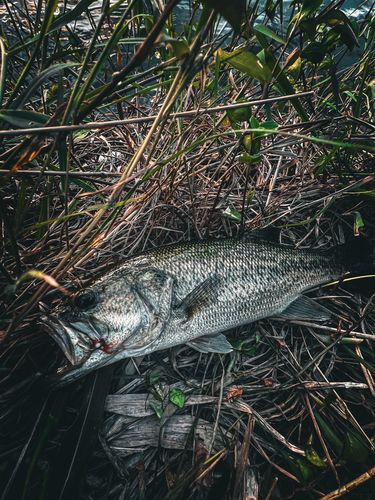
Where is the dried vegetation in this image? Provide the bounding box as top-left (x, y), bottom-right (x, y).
top-left (1, 0), bottom-right (375, 499)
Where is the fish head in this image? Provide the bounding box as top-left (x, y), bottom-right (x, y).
top-left (41, 274), bottom-right (152, 371)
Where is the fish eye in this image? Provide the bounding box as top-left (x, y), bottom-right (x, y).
top-left (74, 291), bottom-right (96, 310)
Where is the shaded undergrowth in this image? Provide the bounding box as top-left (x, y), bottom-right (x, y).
top-left (1, 1), bottom-right (375, 499)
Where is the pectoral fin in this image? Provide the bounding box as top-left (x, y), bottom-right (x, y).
top-left (277, 296), bottom-right (331, 321)
top-left (187, 333), bottom-right (232, 353)
top-left (176, 275), bottom-right (221, 321)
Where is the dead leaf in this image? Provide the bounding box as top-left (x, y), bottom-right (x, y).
top-left (284, 48), bottom-right (302, 68)
top-left (227, 386), bottom-right (243, 401)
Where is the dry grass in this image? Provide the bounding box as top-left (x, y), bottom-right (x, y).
top-left (1, 0), bottom-right (375, 499)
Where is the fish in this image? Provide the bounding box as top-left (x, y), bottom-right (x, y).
top-left (41, 236), bottom-right (373, 384)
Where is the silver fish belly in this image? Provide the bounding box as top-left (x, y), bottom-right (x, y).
top-left (42, 238), bottom-right (345, 384)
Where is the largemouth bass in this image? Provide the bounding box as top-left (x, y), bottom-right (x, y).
top-left (42, 236), bottom-right (371, 384)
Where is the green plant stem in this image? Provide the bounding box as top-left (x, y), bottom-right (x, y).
top-left (5, 0), bottom-right (60, 109)
top-left (76, 0), bottom-right (181, 122)
top-left (62, 0), bottom-right (123, 125)
top-left (70, 0), bottom-right (136, 123)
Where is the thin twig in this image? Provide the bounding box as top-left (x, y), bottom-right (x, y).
top-left (319, 465), bottom-right (375, 500)
top-left (0, 92), bottom-right (315, 137)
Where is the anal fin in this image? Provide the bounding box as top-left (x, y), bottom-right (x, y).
top-left (276, 296), bottom-right (331, 321)
top-left (186, 333), bottom-right (232, 354)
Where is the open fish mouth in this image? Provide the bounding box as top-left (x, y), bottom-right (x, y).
top-left (41, 314), bottom-right (110, 367)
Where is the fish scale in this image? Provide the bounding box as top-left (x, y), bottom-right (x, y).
top-left (135, 239), bottom-right (341, 346)
top-left (41, 237), bottom-right (365, 384)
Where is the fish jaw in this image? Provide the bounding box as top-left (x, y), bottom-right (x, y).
top-left (40, 312), bottom-right (145, 385)
top-left (41, 313), bottom-right (110, 367)
top-left (41, 267), bottom-right (177, 384)
top-left (40, 300), bottom-right (151, 375)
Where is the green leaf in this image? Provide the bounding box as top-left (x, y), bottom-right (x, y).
top-left (343, 90), bottom-right (357, 102)
top-left (344, 431), bottom-right (368, 463)
top-left (242, 133), bottom-right (253, 152)
top-left (301, 42), bottom-right (326, 64)
top-left (343, 346), bottom-right (375, 374)
top-left (314, 412), bottom-right (343, 455)
top-left (305, 444), bottom-right (327, 468)
top-left (357, 345), bottom-right (375, 358)
top-left (223, 207), bottom-right (242, 221)
top-left (325, 29), bottom-right (340, 51)
top-left (288, 56), bottom-right (302, 81)
top-left (227, 338), bottom-right (256, 356)
top-left (239, 153), bottom-right (253, 164)
top-left (354, 211), bottom-right (364, 236)
top-left (254, 25), bottom-right (285, 44)
top-left (69, 177), bottom-right (103, 196)
top-left (296, 458), bottom-right (313, 482)
top-left (227, 99), bottom-right (252, 122)
top-left (228, 338), bottom-right (243, 350)
top-left (149, 401), bottom-right (163, 419)
top-left (242, 345), bottom-right (256, 356)
top-left (250, 117), bottom-right (259, 129)
top-left (196, 4), bottom-right (214, 35)
top-left (299, 19), bottom-right (317, 40)
top-left (4, 0), bottom-right (60, 109)
top-left (169, 389), bottom-right (185, 408)
top-left (280, 450), bottom-right (305, 484)
top-left (331, 23), bottom-right (359, 51)
top-left (370, 84), bottom-right (375, 112)
top-left (161, 36), bottom-right (189, 59)
top-left (48, 0), bottom-right (98, 33)
top-left (183, 23), bottom-right (195, 44)
top-left (247, 189), bottom-right (255, 202)
top-left (13, 63), bottom-right (78, 109)
top-left (301, 0), bottom-right (324, 18)
top-left (218, 48), bottom-right (272, 84)
top-left (202, 0), bottom-right (246, 34)
top-left (320, 9), bottom-right (348, 27)
top-left (253, 121), bottom-right (279, 138)
top-left (264, 0), bottom-right (277, 21)
top-left (254, 33), bottom-right (309, 121)
top-left (4, 283), bottom-right (16, 295)
top-left (0, 109), bottom-right (50, 129)
top-left (143, 14), bottom-right (154, 34)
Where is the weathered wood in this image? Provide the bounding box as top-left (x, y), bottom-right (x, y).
top-left (106, 393), bottom-right (218, 417)
top-left (109, 415), bottom-right (224, 453)
top-left (244, 466), bottom-right (259, 500)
